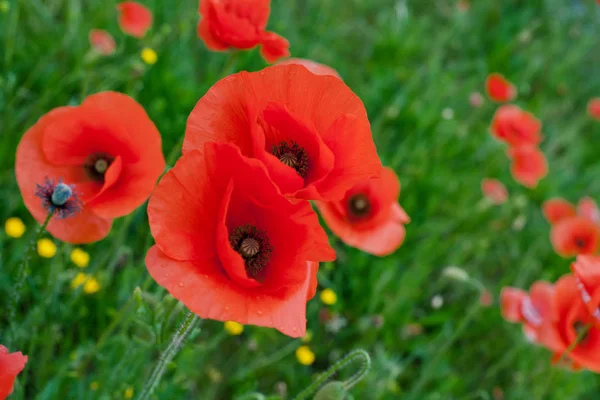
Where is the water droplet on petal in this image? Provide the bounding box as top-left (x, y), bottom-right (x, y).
top-left (257, 310), bottom-right (263, 315)
top-left (178, 282), bottom-right (184, 287)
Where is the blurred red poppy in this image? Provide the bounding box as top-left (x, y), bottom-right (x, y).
top-left (315, 167), bottom-right (409, 256)
top-left (490, 105), bottom-right (542, 147)
top-left (588, 98), bottom-right (600, 120)
top-left (481, 178), bottom-right (508, 205)
top-left (578, 197), bottom-right (600, 225)
top-left (16, 91), bottom-right (165, 244)
top-left (184, 64), bottom-right (381, 201)
top-left (551, 274), bottom-right (600, 372)
top-left (550, 216), bottom-right (600, 257)
top-left (117, 2), bottom-right (152, 38)
top-left (507, 146), bottom-right (548, 188)
top-left (277, 58), bottom-right (341, 78)
top-left (0, 345), bottom-right (27, 399)
top-left (571, 255), bottom-right (600, 323)
top-left (89, 29), bottom-right (116, 55)
top-left (500, 282), bottom-right (562, 351)
top-left (543, 198), bottom-right (577, 225)
top-left (146, 143), bottom-right (335, 338)
top-left (197, 0), bottom-right (289, 63)
top-left (486, 73), bottom-right (517, 102)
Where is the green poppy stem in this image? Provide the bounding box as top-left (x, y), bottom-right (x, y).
top-left (293, 348), bottom-right (372, 400)
top-left (137, 310), bottom-right (199, 400)
top-left (6, 211), bottom-right (54, 347)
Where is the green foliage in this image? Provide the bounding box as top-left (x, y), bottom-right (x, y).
top-left (1, 0), bottom-right (600, 399)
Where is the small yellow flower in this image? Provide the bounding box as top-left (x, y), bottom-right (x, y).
top-left (224, 321), bottom-right (244, 335)
top-left (90, 381), bottom-right (99, 391)
top-left (296, 345), bottom-right (315, 366)
top-left (84, 277), bottom-right (101, 294)
top-left (141, 48), bottom-right (157, 65)
top-left (124, 386), bottom-right (134, 399)
top-left (5, 217), bottom-right (25, 238)
top-left (0, 1), bottom-right (9, 13)
top-left (70, 248), bottom-right (90, 268)
top-left (320, 288), bottom-right (337, 305)
top-left (301, 330), bottom-right (313, 343)
top-left (37, 238), bottom-right (57, 258)
top-left (71, 273), bottom-right (87, 289)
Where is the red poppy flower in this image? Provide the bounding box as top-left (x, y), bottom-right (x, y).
top-left (578, 197), bottom-right (600, 225)
top-left (197, 0), bottom-right (290, 63)
top-left (89, 29), bottom-right (116, 55)
top-left (571, 255), bottom-right (600, 324)
top-left (550, 216), bottom-right (600, 257)
top-left (500, 282), bottom-right (562, 351)
top-left (490, 105), bottom-right (542, 147)
top-left (16, 91), bottom-right (165, 244)
top-left (486, 73), bottom-right (517, 102)
top-left (481, 178), bottom-right (508, 205)
top-left (146, 143), bottom-right (335, 338)
top-left (588, 98), bottom-right (600, 120)
top-left (0, 345), bottom-right (28, 399)
top-left (315, 167), bottom-right (409, 256)
top-left (543, 198), bottom-right (577, 225)
top-left (507, 146), bottom-right (548, 188)
top-left (117, 2), bottom-right (152, 38)
top-left (184, 64), bottom-right (381, 201)
top-left (277, 58), bottom-right (341, 79)
top-left (550, 274), bottom-right (600, 372)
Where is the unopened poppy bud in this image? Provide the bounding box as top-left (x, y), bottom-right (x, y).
top-left (51, 183), bottom-right (73, 206)
top-left (313, 381), bottom-right (347, 400)
top-left (133, 286), bottom-right (143, 305)
top-left (442, 266), bottom-right (469, 282)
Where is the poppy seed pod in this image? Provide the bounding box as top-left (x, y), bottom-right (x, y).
top-left (313, 381), bottom-right (347, 400)
top-left (51, 183), bottom-right (73, 206)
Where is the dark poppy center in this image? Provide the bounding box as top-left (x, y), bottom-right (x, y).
top-left (271, 141), bottom-right (309, 178)
top-left (575, 237), bottom-right (587, 249)
top-left (574, 321), bottom-right (590, 343)
top-left (85, 153), bottom-right (114, 182)
top-left (348, 193), bottom-right (371, 218)
top-left (229, 224), bottom-right (273, 279)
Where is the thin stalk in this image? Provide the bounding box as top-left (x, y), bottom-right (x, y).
top-left (535, 323), bottom-right (592, 400)
top-left (137, 310), bottom-right (199, 400)
top-left (232, 339), bottom-right (299, 381)
top-left (6, 211), bottom-right (54, 346)
top-left (293, 349), bottom-right (372, 400)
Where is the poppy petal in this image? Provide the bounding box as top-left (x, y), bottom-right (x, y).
top-left (486, 73), bottom-right (517, 102)
top-left (89, 29), bottom-right (116, 55)
top-left (543, 198), bottom-right (577, 225)
top-left (277, 58), bottom-right (341, 78)
top-left (117, 1), bottom-right (153, 38)
top-left (507, 146), bottom-right (548, 188)
top-left (500, 287), bottom-right (526, 323)
top-left (551, 217), bottom-right (600, 257)
top-left (146, 245), bottom-right (310, 337)
top-left (0, 349), bottom-right (28, 399)
top-left (260, 31), bottom-right (291, 63)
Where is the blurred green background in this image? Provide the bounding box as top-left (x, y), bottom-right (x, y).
top-left (2, 0), bottom-right (600, 398)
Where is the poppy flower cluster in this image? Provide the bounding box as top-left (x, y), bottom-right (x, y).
top-left (88, 2), bottom-right (153, 56)
top-left (487, 74), bottom-right (548, 188)
top-left (501, 255), bottom-right (600, 373)
top-left (0, 345), bottom-right (27, 400)
top-left (543, 197), bottom-right (600, 257)
top-left (16, 91), bottom-right (165, 243)
top-left (145, 63), bottom-right (405, 337)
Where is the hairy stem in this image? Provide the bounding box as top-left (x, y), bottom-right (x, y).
top-left (137, 310), bottom-right (199, 400)
top-left (293, 348), bottom-right (372, 400)
top-left (6, 211), bottom-right (53, 346)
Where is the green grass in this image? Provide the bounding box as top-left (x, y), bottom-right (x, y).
top-left (1, 0), bottom-right (600, 399)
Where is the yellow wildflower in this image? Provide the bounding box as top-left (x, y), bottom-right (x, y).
top-left (141, 48), bottom-right (157, 65)
top-left (124, 386), bottom-right (134, 399)
top-left (70, 248), bottom-right (90, 268)
top-left (224, 321), bottom-right (244, 335)
top-left (5, 217), bottom-right (25, 238)
top-left (83, 277), bottom-right (101, 294)
top-left (37, 238), bottom-right (57, 258)
top-left (296, 345), bottom-right (315, 366)
top-left (71, 273), bottom-right (87, 289)
top-left (320, 288), bottom-right (337, 305)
